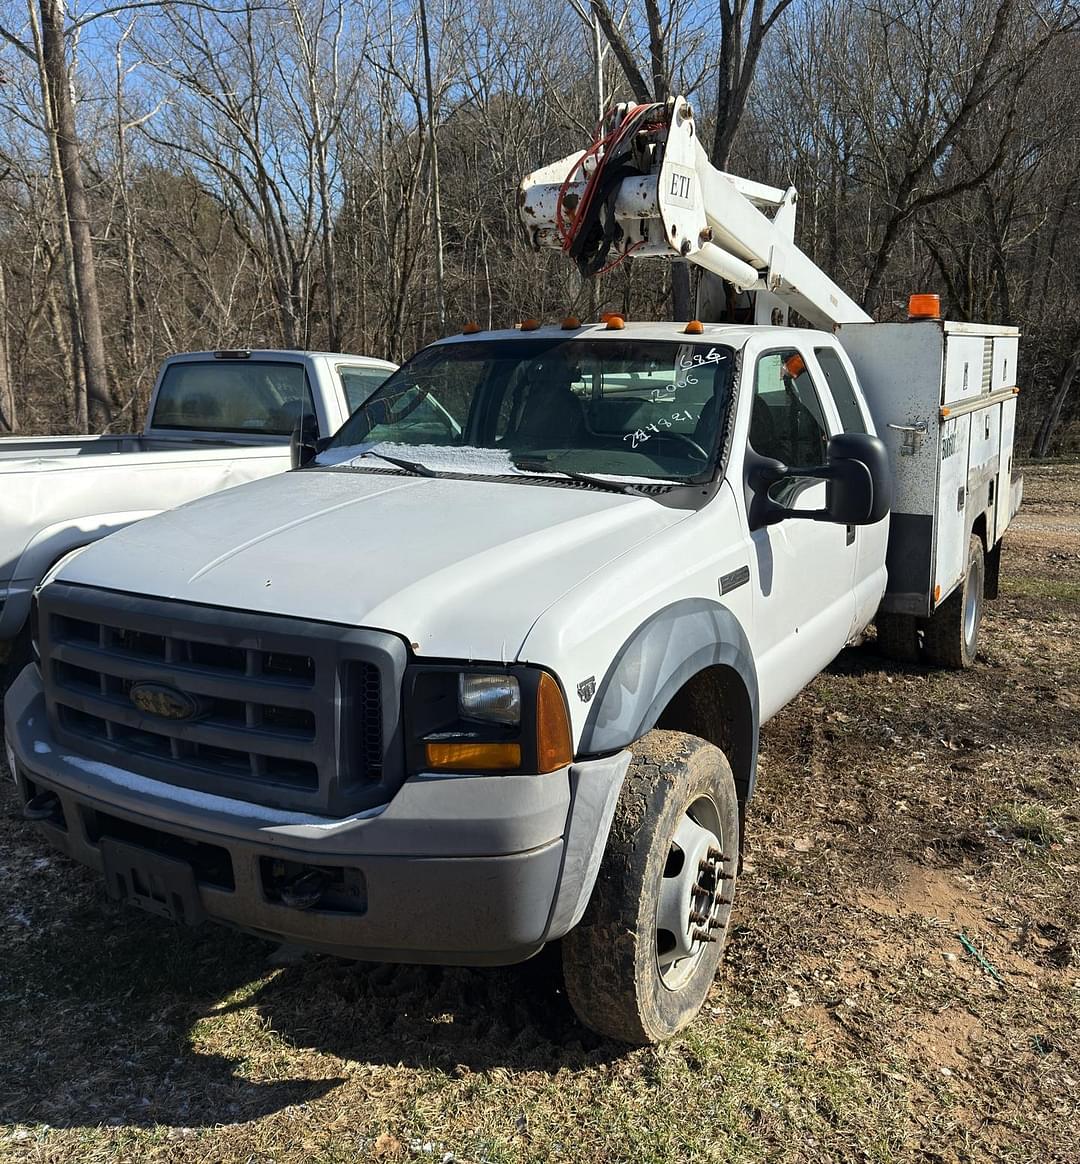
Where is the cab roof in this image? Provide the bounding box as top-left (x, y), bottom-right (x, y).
top-left (428, 321), bottom-right (834, 349)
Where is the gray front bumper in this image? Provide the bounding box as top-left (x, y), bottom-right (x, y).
top-left (5, 667), bottom-right (630, 965)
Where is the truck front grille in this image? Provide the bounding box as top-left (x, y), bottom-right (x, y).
top-left (40, 583), bottom-right (406, 816)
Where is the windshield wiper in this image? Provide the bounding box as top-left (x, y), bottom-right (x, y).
top-left (513, 459), bottom-right (653, 496)
top-left (352, 450), bottom-right (438, 477)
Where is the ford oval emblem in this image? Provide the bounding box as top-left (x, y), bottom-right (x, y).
top-left (129, 682), bottom-right (200, 721)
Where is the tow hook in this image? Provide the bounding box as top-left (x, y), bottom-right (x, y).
top-left (23, 790), bottom-right (63, 825)
top-left (279, 870), bottom-right (328, 910)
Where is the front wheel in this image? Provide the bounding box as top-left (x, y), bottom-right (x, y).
top-left (561, 730), bottom-right (740, 1044)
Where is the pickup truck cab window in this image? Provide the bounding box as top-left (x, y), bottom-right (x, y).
top-left (151, 360), bottom-right (317, 436)
top-left (338, 364), bottom-right (393, 414)
top-left (750, 347), bottom-right (835, 509)
top-left (750, 349), bottom-right (831, 467)
top-left (814, 347), bottom-right (868, 435)
top-left (324, 338), bottom-right (736, 484)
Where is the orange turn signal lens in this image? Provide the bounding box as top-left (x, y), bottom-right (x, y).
top-left (561, 316), bottom-right (581, 329)
top-left (684, 320), bottom-right (704, 334)
top-left (462, 321), bottom-right (482, 334)
top-left (605, 314), bottom-right (625, 330)
top-left (536, 672), bottom-right (573, 773)
top-left (520, 318), bottom-right (541, 331)
top-left (425, 741), bottom-right (521, 771)
top-left (908, 293), bottom-right (941, 320)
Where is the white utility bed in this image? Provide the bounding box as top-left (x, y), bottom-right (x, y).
top-left (839, 320), bottom-right (1023, 617)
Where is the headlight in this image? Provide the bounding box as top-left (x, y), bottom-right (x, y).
top-left (458, 674), bottom-right (520, 725)
top-left (405, 665), bottom-right (572, 775)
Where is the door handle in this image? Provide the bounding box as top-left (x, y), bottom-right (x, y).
top-left (887, 420), bottom-right (927, 456)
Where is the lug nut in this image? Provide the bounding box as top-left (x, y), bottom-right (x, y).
top-left (690, 910), bottom-right (710, 925)
top-left (691, 928), bottom-right (717, 944)
top-left (707, 847), bottom-right (728, 862)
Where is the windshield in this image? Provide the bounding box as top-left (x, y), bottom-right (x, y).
top-left (320, 337), bottom-right (735, 483)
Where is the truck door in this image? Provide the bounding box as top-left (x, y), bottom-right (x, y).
top-left (811, 344), bottom-right (889, 632)
top-left (745, 344), bottom-right (857, 717)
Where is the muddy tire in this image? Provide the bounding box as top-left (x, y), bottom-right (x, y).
top-left (923, 535), bottom-right (985, 669)
top-left (561, 730), bottom-right (739, 1044)
top-left (875, 611), bottom-right (921, 663)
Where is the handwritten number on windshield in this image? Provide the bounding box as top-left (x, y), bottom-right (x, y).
top-left (624, 410), bottom-right (698, 448)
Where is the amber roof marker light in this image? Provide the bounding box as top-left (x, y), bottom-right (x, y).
top-left (519, 318), bottom-right (541, 331)
top-left (908, 293), bottom-right (942, 320)
top-left (462, 321), bottom-right (482, 334)
top-left (684, 320), bottom-right (704, 335)
top-left (605, 314), bottom-right (626, 330)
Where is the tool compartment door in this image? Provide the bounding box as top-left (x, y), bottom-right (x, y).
top-left (968, 402), bottom-right (1001, 537)
top-left (934, 411), bottom-right (971, 602)
top-left (996, 393), bottom-right (1018, 543)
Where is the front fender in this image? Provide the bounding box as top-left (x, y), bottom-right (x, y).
top-left (1, 510), bottom-right (159, 639)
top-left (578, 598), bottom-right (759, 792)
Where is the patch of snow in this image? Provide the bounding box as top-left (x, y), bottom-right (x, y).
top-left (318, 441), bottom-right (517, 476)
top-left (317, 441), bottom-right (678, 486)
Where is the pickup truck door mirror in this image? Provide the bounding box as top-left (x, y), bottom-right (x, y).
top-left (290, 414), bottom-right (325, 469)
top-left (747, 432), bottom-right (892, 530)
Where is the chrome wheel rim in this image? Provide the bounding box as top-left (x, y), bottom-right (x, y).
top-left (655, 795), bottom-right (731, 990)
top-left (964, 565), bottom-right (983, 654)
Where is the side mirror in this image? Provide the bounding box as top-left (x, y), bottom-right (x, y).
top-left (747, 432), bottom-right (892, 529)
top-left (825, 432), bottom-right (892, 524)
top-left (290, 414), bottom-right (322, 469)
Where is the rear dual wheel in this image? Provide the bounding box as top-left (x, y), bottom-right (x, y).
top-left (876, 535), bottom-right (986, 670)
top-left (922, 535), bottom-right (985, 669)
top-left (561, 730), bottom-right (739, 1044)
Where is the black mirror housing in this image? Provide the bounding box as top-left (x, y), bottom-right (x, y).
top-left (825, 432), bottom-right (892, 524)
top-left (746, 432), bottom-right (892, 529)
top-left (290, 414), bottom-right (322, 469)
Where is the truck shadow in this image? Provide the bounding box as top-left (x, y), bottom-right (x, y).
top-left (0, 814), bottom-right (616, 1133)
top-left (246, 942), bottom-right (615, 1075)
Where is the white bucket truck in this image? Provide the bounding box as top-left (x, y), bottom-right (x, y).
top-left (5, 99), bottom-right (1020, 1043)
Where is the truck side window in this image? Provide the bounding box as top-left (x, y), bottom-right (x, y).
top-left (814, 348), bottom-right (868, 435)
top-left (339, 365), bottom-right (392, 414)
top-left (750, 349), bottom-right (830, 466)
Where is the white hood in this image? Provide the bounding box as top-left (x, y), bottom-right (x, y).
top-left (57, 468), bottom-right (689, 661)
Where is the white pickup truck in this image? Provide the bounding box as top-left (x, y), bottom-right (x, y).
top-left (4, 101), bottom-right (1022, 1044)
top-left (0, 349), bottom-right (395, 687)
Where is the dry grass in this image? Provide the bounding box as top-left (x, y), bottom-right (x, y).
top-left (1, 463), bottom-right (1078, 1164)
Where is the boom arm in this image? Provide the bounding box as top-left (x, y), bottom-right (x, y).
top-left (519, 98), bottom-right (872, 330)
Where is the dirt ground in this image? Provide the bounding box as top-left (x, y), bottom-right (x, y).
top-left (1, 462), bottom-right (1077, 1164)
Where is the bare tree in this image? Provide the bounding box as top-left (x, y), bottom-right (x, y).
top-left (37, 0), bottom-right (113, 427)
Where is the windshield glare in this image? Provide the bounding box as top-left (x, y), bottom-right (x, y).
top-left (321, 338), bottom-right (735, 483)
